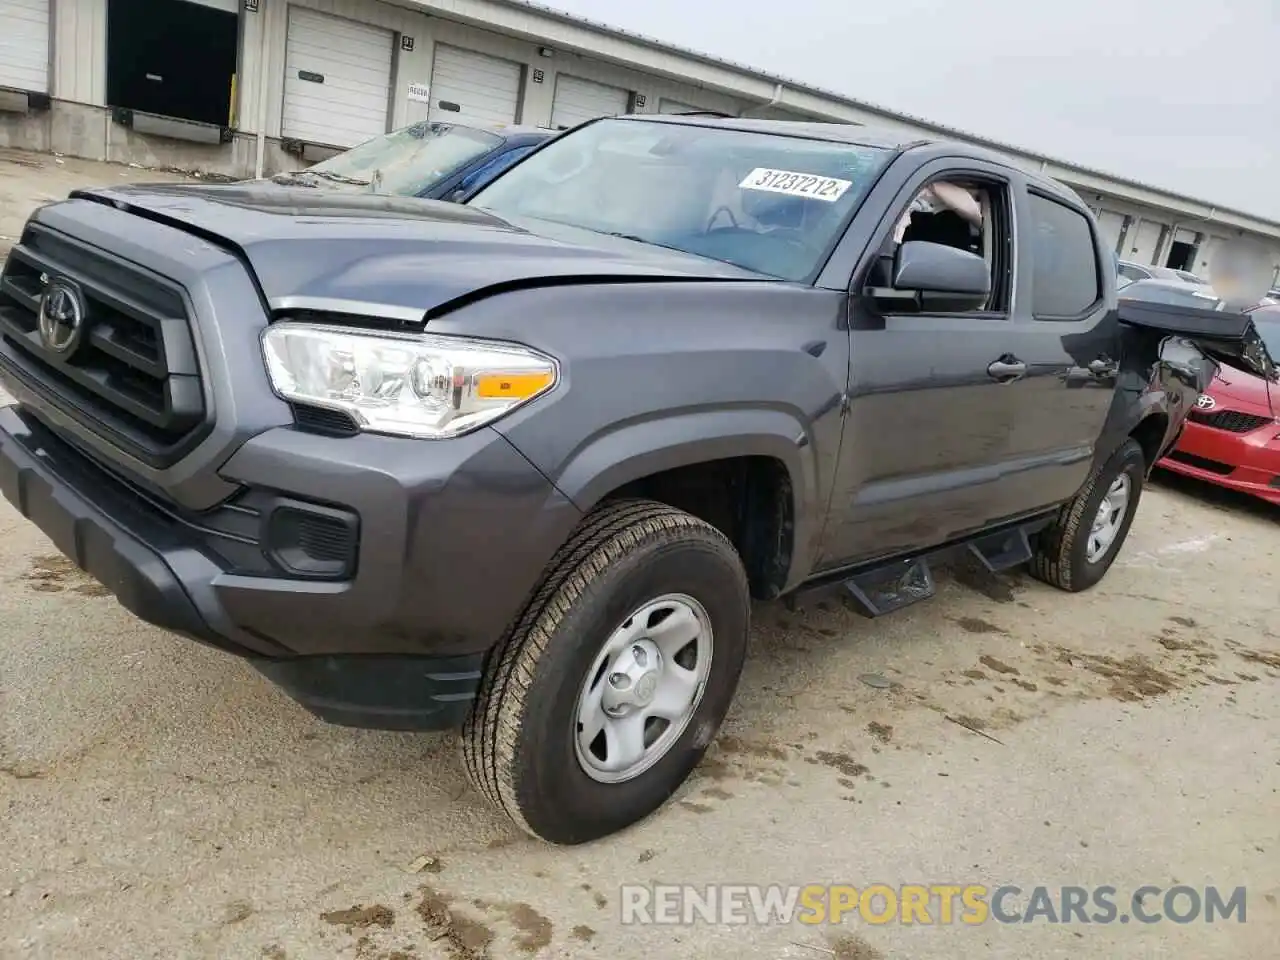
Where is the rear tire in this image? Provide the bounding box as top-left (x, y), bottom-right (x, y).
top-left (462, 498), bottom-right (750, 844)
top-left (1029, 438), bottom-right (1145, 592)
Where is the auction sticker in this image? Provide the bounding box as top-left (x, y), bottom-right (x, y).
top-left (739, 167), bottom-right (852, 202)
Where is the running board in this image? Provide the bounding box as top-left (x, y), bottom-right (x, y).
top-left (843, 557), bottom-right (936, 618)
top-left (965, 527), bottom-right (1033, 572)
top-left (785, 512), bottom-right (1057, 618)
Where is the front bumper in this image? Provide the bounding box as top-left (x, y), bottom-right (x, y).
top-left (1158, 419), bottom-right (1280, 506)
top-left (0, 401), bottom-right (581, 729)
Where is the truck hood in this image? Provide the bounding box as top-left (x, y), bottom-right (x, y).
top-left (66, 183), bottom-right (766, 319)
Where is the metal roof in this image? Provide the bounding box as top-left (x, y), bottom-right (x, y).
top-left (486, 0), bottom-right (1279, 231)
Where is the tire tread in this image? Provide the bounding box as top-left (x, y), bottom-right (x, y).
top-left (462, 498), bottom-right (736, 839)
top-left (1029, 438), bottom-right (1143, 592)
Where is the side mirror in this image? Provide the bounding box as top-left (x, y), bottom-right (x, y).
top-left (869, 240), bottom-right (991, 313)
top-left (894, 240), bottom-right (991, 295)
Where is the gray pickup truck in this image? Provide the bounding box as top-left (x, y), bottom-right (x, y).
top-left (0, 115), bottom-right (1268, 845)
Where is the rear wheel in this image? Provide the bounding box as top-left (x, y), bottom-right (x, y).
top-left (462, 499), bottom-right (750, 844)
top-left (1029, 438), bottom-right (1145, 592)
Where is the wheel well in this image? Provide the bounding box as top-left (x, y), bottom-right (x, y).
top-left (606, 456), bottom-right (794, 600)
top-left (1130, 413), bottom-right (1170, 472)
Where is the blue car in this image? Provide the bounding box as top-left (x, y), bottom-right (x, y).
top-left (270, 121), bottom-right (555, 202)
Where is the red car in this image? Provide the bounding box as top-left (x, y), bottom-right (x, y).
top-left (1159, 302), bottom-right (1280, 505)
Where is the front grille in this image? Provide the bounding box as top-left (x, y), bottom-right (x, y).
top-left (1188, 408), bottom-right (1273, 433)
top-left (0, 224), bottom-right (207, 466)
top-left (1166, 450), bottom-right (1235, 475)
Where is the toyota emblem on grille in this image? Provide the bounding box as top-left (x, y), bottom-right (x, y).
top-left (1195, 394), bottom-right (1216, 410)
top-left (38, 278), bottom-right (85, 355)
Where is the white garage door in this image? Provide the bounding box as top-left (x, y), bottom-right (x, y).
top-left (658, 98), bottom-right (702, 114)
top-left (428, 44), bottom-right (522, 127)
top-left (1127, 219), bottom-right (1166, 264)
top-left (282, 7), bottom-right (393, 148)
top-left (551, 75), bottom-right (628, 130)
top-left (1197, 235), bottom-right (1230, 275)
top-left (1095, 210), bottom-right (1127, 254)
top-left (0, 0), bottom-right (50, 93)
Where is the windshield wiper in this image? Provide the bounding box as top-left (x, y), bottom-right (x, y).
top-left (599, 231), bottom-right (697, 257)
top-left (269, 173), bottom-right (318, 187)
top-left (304, 169), bottom-right (372, 186)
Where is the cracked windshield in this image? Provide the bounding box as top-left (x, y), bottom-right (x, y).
top-left (273, 121), bottom-right (503, 196)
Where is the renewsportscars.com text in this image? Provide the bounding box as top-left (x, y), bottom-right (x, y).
top-left (619, 884), bottom-right (1248, 926)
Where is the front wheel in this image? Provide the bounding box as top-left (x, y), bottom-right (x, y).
top-left (1029, 437), bottom-right (1146, 592)
top-left (462, 499), bottom-right (750, 844)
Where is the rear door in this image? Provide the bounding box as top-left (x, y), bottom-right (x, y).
top-left (998, 188), bottom-right (1119, 513)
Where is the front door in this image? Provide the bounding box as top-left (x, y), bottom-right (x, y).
top-left (819, 162), bottom-right (1032, 567)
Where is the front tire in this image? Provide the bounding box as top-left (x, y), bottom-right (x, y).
top-left (1029, 437), bottom-right (1146, 592)
top-left (462, 499), bottom-right (750, 844)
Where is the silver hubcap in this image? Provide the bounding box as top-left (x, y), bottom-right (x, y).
top-left (573, 593), bottom-right (713, 784)
top-left (1088, 474), bottom-right (1131, 563)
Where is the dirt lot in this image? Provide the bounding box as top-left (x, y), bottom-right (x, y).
top-left (1, 152), bottom-right (1279, 960)
top-left (0, 147), bottom-right (195, 261)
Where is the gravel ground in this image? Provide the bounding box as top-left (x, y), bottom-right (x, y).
top-left (0, 147), bottom-right (194, 262)
top-left (1, 151), bottom-right (1279, 960)
top-left (1, 470), bottom-right (1277, 960)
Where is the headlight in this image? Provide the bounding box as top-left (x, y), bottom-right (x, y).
top-left (261, 322), bottom-right (558, 439)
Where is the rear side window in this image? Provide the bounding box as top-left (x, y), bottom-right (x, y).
top-left (1029, 194), bottom-right (1101, 317)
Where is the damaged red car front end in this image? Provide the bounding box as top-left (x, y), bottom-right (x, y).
top-left (1158, 303), bottom-right (1280, 505)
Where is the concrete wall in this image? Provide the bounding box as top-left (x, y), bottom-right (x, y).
top-left (0, 99), bottom-right (299, 179)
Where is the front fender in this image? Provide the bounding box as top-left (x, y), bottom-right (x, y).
top-left (519, 407), bottom-right (822, 590)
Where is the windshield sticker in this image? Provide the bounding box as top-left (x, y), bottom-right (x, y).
top-left (738, 167), bottom-right (853, 202)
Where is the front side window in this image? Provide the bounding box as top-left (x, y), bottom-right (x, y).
top-left (1029, 194), bottom-right (1102, 318)
top-left (468, 118), bottom-right (891, 281)
top-left (292, 122), bottom-right (503, 197)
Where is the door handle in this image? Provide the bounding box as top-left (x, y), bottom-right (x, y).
top-left (987, 356), bottom-right (1027, 382)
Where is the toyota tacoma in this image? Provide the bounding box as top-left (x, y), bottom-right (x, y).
top-left (0, 115), bottom-right (1270, 845)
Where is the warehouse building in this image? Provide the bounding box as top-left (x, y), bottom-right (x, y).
top-left (2, 0), bottom-right (1278, 280)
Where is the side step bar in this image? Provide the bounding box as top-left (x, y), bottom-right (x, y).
top-left (789, 513), bottom-right (1054, 619)
top-left (965, 526), bottom-right (1034, 573)
top-left (843, 557), bottom-right (935, 618)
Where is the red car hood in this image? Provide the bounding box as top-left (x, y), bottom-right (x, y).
top-left (1207, 361), bottom-right (1277, 414)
